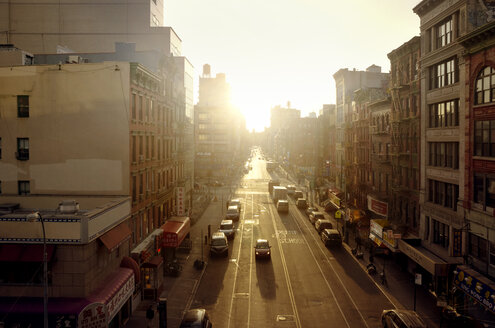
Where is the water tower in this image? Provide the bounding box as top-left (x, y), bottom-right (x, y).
top-left (203, 64), bottom-right (211, 78)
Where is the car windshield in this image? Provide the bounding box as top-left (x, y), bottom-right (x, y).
top-left (220, 223), bottom-right (233, 230)
top-left (256, 242), bottom-right (269, 249)
top-left (212, 239), bottom-right (226, 246)
top-left (227, 209), bottom-right (238, 214)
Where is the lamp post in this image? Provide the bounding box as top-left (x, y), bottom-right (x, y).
top-left (27, 211), bottom-right (48, 328)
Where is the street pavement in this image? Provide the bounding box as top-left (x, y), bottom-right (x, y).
top-left (126, 164), bottom-right (443, 328)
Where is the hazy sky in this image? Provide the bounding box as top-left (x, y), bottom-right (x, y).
top-left (165, 0), bottom-right (421, 131)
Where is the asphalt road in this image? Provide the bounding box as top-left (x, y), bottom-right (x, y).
top-left (190, 148), bottom-right (395, 328)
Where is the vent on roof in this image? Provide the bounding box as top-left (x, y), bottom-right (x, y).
top-left (58, 200), bottom-right (79, 213)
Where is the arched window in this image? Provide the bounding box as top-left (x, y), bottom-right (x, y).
top-left (475, 66), bottom-right (495, 105)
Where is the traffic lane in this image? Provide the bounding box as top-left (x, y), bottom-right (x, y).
top-left (249, 199), bottom-right (297, 328)
top-left (270, 208), bottom-right (351, 328)
top-left (292, 206), bottom-right (395, 327)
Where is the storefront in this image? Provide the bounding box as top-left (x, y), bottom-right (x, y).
top-left (0, 267), bottom-right (135, 328)
top-left (130, 228), bottom-right (164, 300)
top-left (452, 265), bottom-right (495, 326)
top-left (369, 219), bottom-right (398, 253)
top-left (398, 239), bottom-right (449, 301)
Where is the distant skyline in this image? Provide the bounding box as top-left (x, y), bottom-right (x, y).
top-left (165, 0), bottom-right (421, 131)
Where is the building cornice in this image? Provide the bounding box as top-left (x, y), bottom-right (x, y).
top-left (458, 20), bottom-right (495, 54)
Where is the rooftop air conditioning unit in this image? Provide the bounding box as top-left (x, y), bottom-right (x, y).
top-left (59, 200), bottom-right (80, 213)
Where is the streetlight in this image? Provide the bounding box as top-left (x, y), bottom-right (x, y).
top-left (27, 211), bottom-right (48, 328)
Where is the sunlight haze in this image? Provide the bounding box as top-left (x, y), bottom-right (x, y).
top-left (165, 0), bottom-right (420, 131)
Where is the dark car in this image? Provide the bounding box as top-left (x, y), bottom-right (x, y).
top-left (321, 229), bottom-right (342, 247)
top-left (180, 308), bottom-right (212, 328)
top-left (381, 309), bottom-right (427, 328)
top-left (305, 206), bottom-right (317, 216)
top-left (294, 190), bottom-right (304, 199)
top-left (254, 239), bottom-right (271, 259)
top-left (315, 219), bottom-right (333, 233)
top-left (296, 198), bottom-right (308, 209)
top-left (309, 211), bottom-right (325, 225)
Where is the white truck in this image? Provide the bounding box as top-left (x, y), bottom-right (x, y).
top-left (272, 186), bottom-right (288, 203)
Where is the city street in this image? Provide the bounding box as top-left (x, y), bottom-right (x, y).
top-left (189, 149), bottom-right (396, 328)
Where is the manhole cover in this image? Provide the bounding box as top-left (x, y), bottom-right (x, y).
top-left (276, 315), bottom-right (295, 322)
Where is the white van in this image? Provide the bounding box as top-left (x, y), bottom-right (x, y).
top-left (277, 199), bottom-right (289, 212)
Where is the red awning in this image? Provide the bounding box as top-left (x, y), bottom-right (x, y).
top-left (0, 244), bottom-right (55, 262)
top-left (121, 256), bottom-right (141, 284)
top-left (99, 223), bottom-right (131, 252)
top-left (87, 267), bottom-right (134, 305)
top-left (160, 217), bottom-right (190, 248)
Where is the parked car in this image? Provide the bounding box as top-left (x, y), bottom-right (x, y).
top-left (294, 190), bottom-right (304, 199)
top-left (309, 211), bottom-right (325, 225)
top-left (254, 239), bottom-right (271, 259)
top-left (381, 309), bottom-right (427, 328)
top-left (277, 199), bottom-right (289, 213)
top-left (305, 206), bottom-right (317, 216)
top-left (226, 205), bottom-right (240, 221)
top-left (296, 198), bottom-right (308, 209)
top-left (180, 308), bottom-right (212, 328)
top-left (228, 198), bottom-right (242, 211)
top-left (315, 219), bottom-right (333, 233)
top-left (321, 229), bottom-right (342, 247)
top-left (210, 232), bottom-right (229, 257)
top-left (219, 219), bottom-right (235, 239)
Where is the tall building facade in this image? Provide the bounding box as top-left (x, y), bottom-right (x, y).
top-left (333, 66), bottom-right (389, 204)
top-left (387, 36), bottom-right (421, 236)
top-left (194, 66), bottom-right (245, 178)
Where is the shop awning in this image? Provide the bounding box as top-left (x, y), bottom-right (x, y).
top-left (0, 244), bottom-right (55, 262)
top-left (454, 265), bottom-right (495, 314)
top-left (99, 223), bottom-right (131, 252)
top-left (142, 256), bottom-right (163, 268)
top-left (398, 239), bottom-right (448, 276)
top-left (121, 256), bottom-right (141, 284)
top-left (160, 217), bottom-right (190, 248)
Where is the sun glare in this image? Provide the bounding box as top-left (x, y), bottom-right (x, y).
top-left (232, 89), bottom-right (271, 133)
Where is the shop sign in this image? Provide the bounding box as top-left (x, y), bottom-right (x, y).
top-left (370, 220), bottom-right (385, 238)
top-left (163, 231), bottom-right (178, 247)
top-left (367, 195), bottom-right (388, 217)
top-left (106, 274), bottom-right (135, 321)
top-left (55, 314), bottom-right (77, 328)
top-left (452, 229), bottom-right (462, 257)
top-left (454, 268), bottom-right (495, 313)
top-left (78, 303), bottom-right (106, 328)
top-left (176, 187), bottom-right (185, 216)
top-left (329, 193), bottom-right (341, 208)
top-left (383, 230), bottom-right (397, 248)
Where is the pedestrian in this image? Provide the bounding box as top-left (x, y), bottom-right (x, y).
top-left (355, 235), bottom-right (362, 251)
top-left (146, 304), bottom-right (155, 328)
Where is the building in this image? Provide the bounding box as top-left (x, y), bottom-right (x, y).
top-left (412, 0), bottom-right (495, 309)
top-left (457, 18), bottom-right (495, 324)
top-left (0, 0), bottom-right (173, 55)
top-left (0, 61), bottom-right (147, 327)
top-left (269, 102), bottom-right (301, 165)
top-left (387, 36), bottom-right (421, 237)
top-left (333, 66), bottom-right (390, 205)
top-left (194, 65), bottom-right (245, 179)
top-left (287, 116), bottom-right (319, 178)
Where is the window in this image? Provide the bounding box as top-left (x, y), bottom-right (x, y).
top-left (425, 216), bottom-right (430, 241)
top-left (473, 174), bottom-right (495, 209)
top-left (0, 181), bottom-right (2, 194)
top-left (132, 175), bottom-right (137, 203)
top-left (131, 93), bottom-right (137, 119)
top-left (17, 95), bottom-right (29, 118)
top-left (429, 100), bottom-right (459, 128)
top-left (198, 124), bottom-right (207, 130)
top-left (433, 219), bottom-right (449, 249)
top-left (132, 136), bottom-right (137, 162)
top-left (0, 137), bottom-right (2, 159)
top-left (469, 233), bottom-right (487, 262)
top-left (198, 134), bottom-right (208, 141)
top-left (429, 57), bottom-right (458, 89)
top-left (198, 113), bottom-right (208, 121)
top-left (474, 120), bottom-right (495, 157)
top-left (428, 142), bottom-right (459, 169)
top-left (475, 66), bottom-right (495, 105)
top-left (437, 16), bottom-right (453, 48)
top-left (18, 180), bottom-right (30, 195)
top-left (16, 138), bottom-right (29, 160)
top-left (428, 179), bottom-right (459, 210)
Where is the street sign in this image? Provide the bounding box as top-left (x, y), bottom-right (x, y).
top-left (415, 273), bottom-right (422, 285)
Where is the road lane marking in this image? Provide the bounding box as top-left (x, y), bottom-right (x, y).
top-left (268, 198), bottom-right (302, 328)
top-left (247, 193), bottom-right (254, 328)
